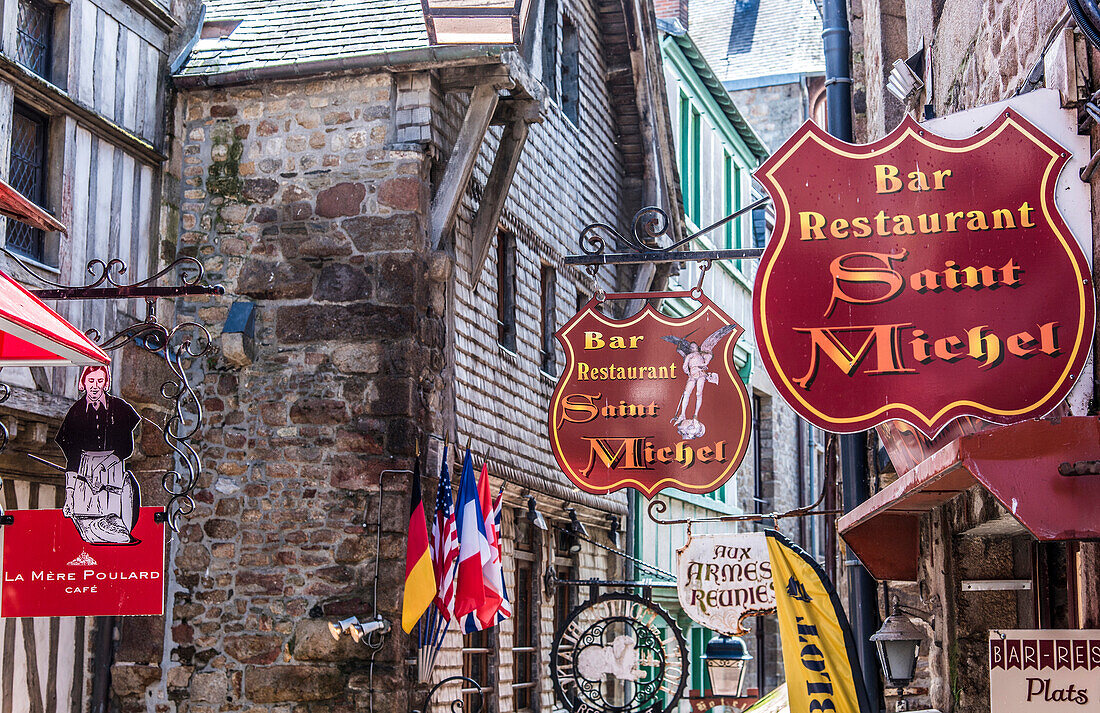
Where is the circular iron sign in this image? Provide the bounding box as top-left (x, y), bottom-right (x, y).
top-left (551, 592), bottom-right (688, 713)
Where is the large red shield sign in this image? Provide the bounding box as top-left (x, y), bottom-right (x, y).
top-left (549, 295), bottom-right (751, 496)
top-left (753, 111), bottom-right (1095, 436)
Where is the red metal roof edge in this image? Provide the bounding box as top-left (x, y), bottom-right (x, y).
top-left (839, 417), bottom-right (1100, 581)
top-left (837, 436), bottom-right (969, 534)
top-left (0, 270), bottom-right (109, 365)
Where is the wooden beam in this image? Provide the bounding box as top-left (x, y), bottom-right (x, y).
top-left (469, 117), bottom-right (531, 286)
top-left (490, 99), bottom-right (542, 126)
top-left (439, 65), bottom-right (513, 92)
top-left (431, 84), bottom-right (499, 248)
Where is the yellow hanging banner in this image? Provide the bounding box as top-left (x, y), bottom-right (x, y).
top-left (765, 530), bottom-right (872, 713)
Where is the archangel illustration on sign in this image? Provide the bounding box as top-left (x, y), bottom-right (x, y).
top-left (55, 365), bottom-right (142, 545)
top-left (662, 325), bottom-right (738, 439)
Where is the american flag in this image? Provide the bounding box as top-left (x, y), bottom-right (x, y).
top-left (431, 445), bottom-right (460, 622)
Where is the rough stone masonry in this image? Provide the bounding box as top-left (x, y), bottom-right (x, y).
top-left (150, 72), bottom-right (444, 713)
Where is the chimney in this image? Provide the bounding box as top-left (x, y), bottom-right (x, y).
top-left (655, 0), bottom-right (688, 31)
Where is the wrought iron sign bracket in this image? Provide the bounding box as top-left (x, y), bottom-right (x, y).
top-left (647, 435), bottom-right (841, 529)
top-left (1, 250), bottom-right (224, 533)
top-left (411, 675), bottom-right (485, 713)
top-left (563, 198), bottom-right (769, 268)
top-left (547, 573), bottom-right (678, 605)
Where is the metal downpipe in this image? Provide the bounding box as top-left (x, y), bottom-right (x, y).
top-left (821, 0), bottom-right (883, 709)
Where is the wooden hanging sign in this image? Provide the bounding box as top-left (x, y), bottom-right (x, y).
top-left (548, 293), bottom-right (751, 497)
top-left (753, 110), bottom-right (1095, 436)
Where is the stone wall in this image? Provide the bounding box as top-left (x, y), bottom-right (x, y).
top-left (854, 0), bottom-right (1068, 130)
top-left (153, 71), bottom-right (440, 713)
top-left (728, 84), bottom-right (806, 153)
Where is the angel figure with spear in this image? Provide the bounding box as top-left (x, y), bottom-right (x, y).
top-left (662, 325), bottom-right (737, 440)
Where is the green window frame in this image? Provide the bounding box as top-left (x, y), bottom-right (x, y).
top-left (690, 627), bottom-right (714, 692)
top-left (723, 151), bottom-right (744, 251)
top-left (678, 91), bottom-right (702, 226)
top-left (679, 92), bottom-right (690, 220)
top-left (723, 152), bottom-right (733, 249)
top-left (689, 107), bottom-right (701, 224)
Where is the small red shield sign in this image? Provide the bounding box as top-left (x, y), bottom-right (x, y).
top-left (753, 111), bottom-right (1095, 436)
top-left (549, 295), bottom-right (751, 496)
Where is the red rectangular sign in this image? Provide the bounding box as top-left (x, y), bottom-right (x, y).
top-left (1, 507), bottom-right (165, 617)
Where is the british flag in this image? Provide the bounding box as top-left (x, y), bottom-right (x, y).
top-left (431, 445), bottom-right (460, 621)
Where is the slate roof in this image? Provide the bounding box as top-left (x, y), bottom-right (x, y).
top-left (690, 0), bottom-right (825, 85)
top-left (660, 26), bottom-right (769, 161)
top-left (177, 0), bottom-right (430, 78)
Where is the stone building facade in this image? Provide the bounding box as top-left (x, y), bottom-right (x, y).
top-left (846, 1), bottom-right (1100, 712)
top-left (86, 0), bottom-right (685, 710)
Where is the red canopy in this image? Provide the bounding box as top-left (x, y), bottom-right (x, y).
top-left (838, 417), bottom-right (1100, 581)
top-left (0, 270), bottom-right (108, 367)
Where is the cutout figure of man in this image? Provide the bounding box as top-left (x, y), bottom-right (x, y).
top-left (55, 365), bottom-right (141, 544)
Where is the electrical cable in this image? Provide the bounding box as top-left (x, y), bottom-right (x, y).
top-left (1069, 0), bottom-right (1100, 49)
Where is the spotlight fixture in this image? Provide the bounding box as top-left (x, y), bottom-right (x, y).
top-left (327, 616), bottom-right (391, 644)
top-left (886, 47), bottom-right (926, 104)
top-left (567, 508), bottom-right (589, 537)
top-left (328, 616), bottom-right (361, 641)
top-left (527, 496), bottom-right (548, 530)
top-left (559, 528), bottom-right (581, 555)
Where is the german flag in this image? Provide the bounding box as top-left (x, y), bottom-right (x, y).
top-left (402, 458), bottom-right (437, 633)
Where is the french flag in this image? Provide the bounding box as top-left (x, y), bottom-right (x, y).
top-left (453, 449), bottom-right (498, 622)
top-left (492, 485), bottom-right (512, 624)
top-left (463, 468), bottom-right (508, 632)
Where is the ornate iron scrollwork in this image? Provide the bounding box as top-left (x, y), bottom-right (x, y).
top-left (571, 199), bottom-right (770, 268)
top-left (412, 675), bottom-right (486, 713)
top-left (551, 591), bottom-right (688, 713)
top-left (2, 251), bottom-right (221, 531)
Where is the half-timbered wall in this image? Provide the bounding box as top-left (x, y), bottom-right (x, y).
top-left (0, 0), bottom-right (176, 709)
top-left (0, 480), bottom-right (87, 713)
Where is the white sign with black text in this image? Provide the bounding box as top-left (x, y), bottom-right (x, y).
top-left (989, 630), bottom-right (1100, 711)
top-left (676, 532), bottom-right (775, 635)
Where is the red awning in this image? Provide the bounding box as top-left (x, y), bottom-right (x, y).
top-left (0, 270), bottom-right (108, 366)
top-left (838, 417), bottom-right (1100, 581)
top-left (0, 178), bottom-right (65, 233)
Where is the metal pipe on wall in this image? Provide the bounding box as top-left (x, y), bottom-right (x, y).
top-left (90, 615), bottom-right (116, 713)
top-left (821, 0), bottom-right (884, 709)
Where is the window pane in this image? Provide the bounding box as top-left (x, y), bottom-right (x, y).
top-left (513, 561), bottom-right (538, 710)
top-left (561, 18), bottom-right (578, 124)
top-left (7, 105), bottom-right (47, 262)
top-left (463, 629), bottom-right (494, 712)
top-left (16, 0), bottom-right (52, 80)
top-left (541, 0), bottom-right (558, 98)
top-left (497, 231), bottom-right (517, 351)
top-left (541, 265), bottom-right (557, 374)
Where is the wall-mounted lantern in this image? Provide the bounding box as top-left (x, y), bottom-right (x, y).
top-left (703, 635), bottom-right (753, 697)
top-left (870, 598), bottom-right (929, 689)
